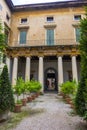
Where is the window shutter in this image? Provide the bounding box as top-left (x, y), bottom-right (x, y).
top-left (47, 29), bottom-right (54, 45)
top-left (20, 31), bottom-right (27, 44)
top-left (75, 28), bottom-right (80, 42)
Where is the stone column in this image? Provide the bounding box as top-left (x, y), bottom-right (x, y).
top-left (58, 56), bottom-right (63, 91)
top-left (38, 56), bottom-right (44, 92)
top-left (6, 57), bottom-right (10, 75)
top-left (12, 57), bottom-right (18, 86)
top-left (25, 57), bottom-right (31, 81)
top-left (72, 55), bottom-right (78, 82)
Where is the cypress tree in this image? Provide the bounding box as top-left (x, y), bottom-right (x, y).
top-left (75, 8), bottom-right (87, 116)
top-left (0, 65), bottom-right (14, 112)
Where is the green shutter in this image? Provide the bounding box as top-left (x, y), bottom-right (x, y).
top-left (47, 29), bottom-right (54, 45)
top-left (20, 31), bottom-right (27, 44)
top-left (75, 28), bottom-right (80, 42)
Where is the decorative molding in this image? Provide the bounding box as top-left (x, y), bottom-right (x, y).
top-left (5, 45), bottom-right (80, 58)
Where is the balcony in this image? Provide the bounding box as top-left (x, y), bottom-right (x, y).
top-left (10, 39), bottom-right (79, 47)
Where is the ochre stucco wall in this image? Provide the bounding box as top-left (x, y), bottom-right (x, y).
top-left (10, 7), bottom-right (85, 46)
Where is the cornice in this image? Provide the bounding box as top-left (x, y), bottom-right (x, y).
top-left (5, 0), bottom-right (87, 12)
top-left (6, 45), bottom-right (80, 57)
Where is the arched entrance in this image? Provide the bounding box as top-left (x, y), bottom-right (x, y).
top-left (44, 68), bottom-right (58, 92)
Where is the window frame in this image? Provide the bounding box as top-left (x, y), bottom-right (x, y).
top-left (46, 28), bottom-right (55, 45)
top-left (20, 18), bottom-right (28, 24)
top-left (46, 16), bottom-right (54, 22)
top-left (19, 29), bottom-right (27, 44)
top-left (75, 27), bottom-right (81, 42)
top-left (74, 15), bottom-right (81, 21)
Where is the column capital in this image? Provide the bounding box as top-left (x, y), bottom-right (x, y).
top-left (57, 54), bottom-right (63, 58)
top-left (25, 55), bottom-right (31, 58)
top-left (12, 54), bottom-right (19, 58)
top-left (38, 55), bottom-right (44, 58)
top-left (71, 53), bottom-right (78, 57)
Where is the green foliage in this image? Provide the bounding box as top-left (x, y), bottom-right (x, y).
top-left (0, 65), bottom-right (14, 112)
top-left (75, 8), bottom-right (87, 116)
top-left (60, 81), bottom-right (77, 96)
top-left (14, 77), bottom-right (24, 100)
top-left (0, 22), bottom-right (6, 52)
top-left (75, 81), bottom-right (86, 116)
top-left (25, 80), bottom-right (42, 93)
top-left (83, 111), bottom-right (87, 121)
top-left (26, 80), bottom-right (42, 93)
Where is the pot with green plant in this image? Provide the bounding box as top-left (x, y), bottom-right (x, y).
top-left (29, 80), bottom-right (42, 99)
top-left (60, 80), bottom-right (77, 105)
top-left (0, 65), bottom-right (14, 121)
top-left (20, 77), bottom-right (27, 106)
top-left (25, 80), bottom-right (32, 102)
top-left (14, 77), bottom-right (23, 112)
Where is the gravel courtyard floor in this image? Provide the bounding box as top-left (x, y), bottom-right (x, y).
top-left (13, 93), bottom-right (87, 130)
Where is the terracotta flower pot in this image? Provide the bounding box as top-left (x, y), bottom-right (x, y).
top-left (65, 97), bottom-right (72, 104)
top-left (27, 96), bottom-right (32, 102)
top-left (14, 104), bottom-right (22, 113)
top-left (31, 94), bottom-right (36, 100)
top-left (21, 98), bottom-right (27, 106)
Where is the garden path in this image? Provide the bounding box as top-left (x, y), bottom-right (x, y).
top-left (13, 93), bottom-right (87, 130)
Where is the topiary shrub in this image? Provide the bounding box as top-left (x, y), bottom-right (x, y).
top-left (0, 65), bottom-right (14, 113)
top-left (75, 8), bottom-right (87, 117)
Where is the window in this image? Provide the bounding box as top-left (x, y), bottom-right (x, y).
top-left (46, 29), bottom-right (54, 45)
top-left (19, 30), bottom-right (27, 44)
top-left (74, 15), bottom-right (81, 20)
top-left (21, 18), bottom-right (27, 24)
top-left (0, 4), bottom-right (2, 11)
top-left (47, 17), bottom-right (54, 22)
top-left (75, 28), bottom-right (80, 42)
top-left (6, 13), bottom-right (10, 21)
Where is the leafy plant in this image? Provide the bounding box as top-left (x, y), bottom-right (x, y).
top-left (60, 81), bottom-right (77, 96)
top-left (14, 77), bottom-right (24, 102)
top-left (26, 80), bottom-right (42, 93)
top-left (29, 80), bottom-right (42, 93)
top-left (0, 22), bottom-right (6, 52)
top-left (0, 65), bottom-right (14, 112)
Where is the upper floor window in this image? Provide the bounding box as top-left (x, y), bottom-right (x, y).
top-left (47, 17), bottom-right (54, 22)
top-left (6, 13), bottom-right (10, 21)
top-left (75, 28), bottom-right (80, 42)
top-left (5, 27), bottom-right (9, 44)
top-left (74, 15), bottom-right (81, 20)
top-left (21, 18), bottom-right (27, 24)
top-left (0, 4), bottom-right (2, 11)
top-left (19, 30), bottom-right (27, 44)
top-left (46, 29), bottom-right (54, 45)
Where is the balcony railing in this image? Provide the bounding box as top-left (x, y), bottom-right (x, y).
top-left (11, 39), bottom-right (79, 47)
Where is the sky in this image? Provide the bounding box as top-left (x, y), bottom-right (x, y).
top-left (12, 0), bottom-right (74, 5)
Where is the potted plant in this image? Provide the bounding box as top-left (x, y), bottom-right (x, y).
top-left (60, 80), bottom-right (77, 106)
top-left (14, 77), bottom-right (23, 112)
top-left (25, 80), bottom-right (32, 102)
top-left (19, 77), bottom-right (27, 106)
top-left (0, 65), bottom-right (14, 121)
top-left (29, 80), bottom-right (42, 99)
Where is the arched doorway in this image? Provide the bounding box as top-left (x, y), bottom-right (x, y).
top-left (44, 68), bottom-right (58, 92)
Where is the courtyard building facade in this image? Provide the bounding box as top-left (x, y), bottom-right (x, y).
top-left (1, 0), bottom-right (87, 92)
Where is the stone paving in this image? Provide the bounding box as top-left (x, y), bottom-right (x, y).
top-left (13, 94), bottom-right (87, 130)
